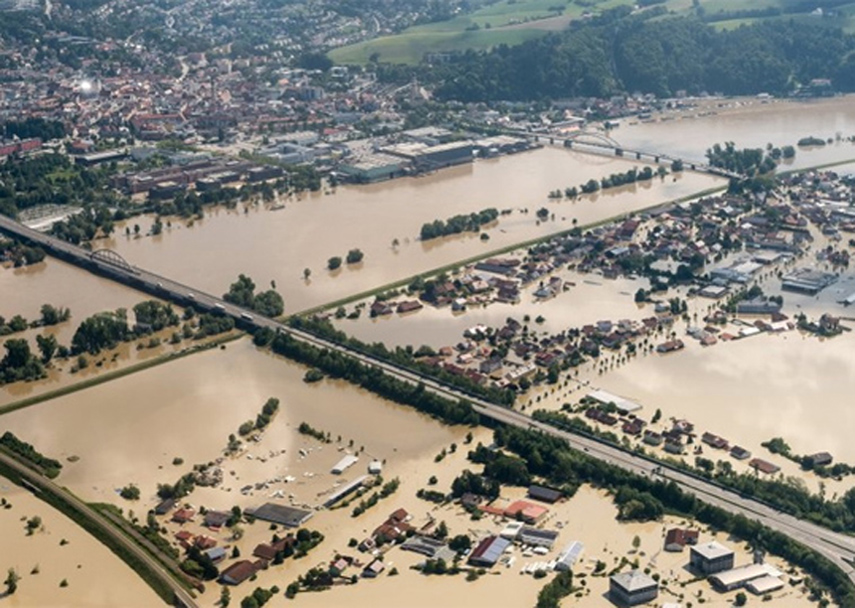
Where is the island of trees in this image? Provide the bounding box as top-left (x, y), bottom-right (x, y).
top-left (223, 274), bottom-right (284, 317)
top-left (420, 208), bottom-right (499, 241)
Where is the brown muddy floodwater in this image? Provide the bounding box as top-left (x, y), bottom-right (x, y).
top-left (0, 476), bottom-right (160, 607)
top-left (0, 257), bottom-right (147, 342)
top-left (0, 337), bottom-right (461, 508)
top-left (102, 146), bottom-right (722, 313)
top-left (598, 329), bottom-right (855, 464)
top-left (618, 95), bottom-right (855, 169)
top-left (0, 257), bottom-right (188, 409)
top-left (336, 268), bottom-right (651, 349)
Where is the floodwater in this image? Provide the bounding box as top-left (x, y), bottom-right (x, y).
top-left (0, 337), bottom-right (461, 508)
top-left (336, 268), bottom-right (651, 349)
top-left (0, 257), bottom-right (147, 353)
top-left (617, 95), bottom-right (855, 170)
top-left (598, 329), bottom-right (855, 465)
top-left (101, 147), bottom-right (721, 314)
top-left (0, 257), bottom-right (197, 409)
top-left (0, 475), bottom-right (160, 607)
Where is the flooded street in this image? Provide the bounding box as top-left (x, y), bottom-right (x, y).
top-left (335, 268), bottom-right (649, 349)
top-left (102, 147), bottom-right (721, 314)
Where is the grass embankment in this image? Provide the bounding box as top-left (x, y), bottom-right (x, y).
top-left (294, 183), bottom-right (728, 317)
top-left (0, 455), bottom-right (182, 605)
top-left (0, 331), bottom-right (242, 417)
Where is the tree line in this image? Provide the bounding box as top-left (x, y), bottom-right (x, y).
top-left (285, 315), bottom-right (515, 406)
top-left (420, 208), bottom-right (499, 241)
top-left (385, 15), bottom-right (855, 102)
top-left (253, 327), bottom-right (480, 426)
top-left (491, 425), bottom-right (855, 607)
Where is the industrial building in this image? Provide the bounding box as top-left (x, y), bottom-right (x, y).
top-left (382, 140), bottom-right (474, 171)
top-left (587, 389), bottom-right (643, 413)
top-left (247, 503), bottom-right (313, 528)
top-left (555, 541), bottom-right (584, 571)
top-left (781, 269), bottom-right (837, 294)
top-left (609, 570), bottom-right (659, 606)
top-left (518, 527), bottom-right (559, 549)
top-left (468, 535), bottom-right (512, 568)
top-left (323, 475), bottom-right (368, 507)
top-left (690, 541), bottom-right (735, 575)
top-left (338, 153), bottom-right (407, 183)
top-left (709, 563), bottom-right (782, 592)
top-left (331, 454), bottom-right (359, 474)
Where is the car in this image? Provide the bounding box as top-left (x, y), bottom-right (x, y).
top-left (240, 312), bottom-right (253, 321)
top-left (187, 293), bottom-right (195, 300)
top-left (214, 303), bottom-right (226, 312)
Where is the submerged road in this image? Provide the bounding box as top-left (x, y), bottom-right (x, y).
top-left (2, 214), bottom-right (854, 587)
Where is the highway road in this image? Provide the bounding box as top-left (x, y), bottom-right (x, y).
top-left (2, 214), bottom-right (854, 588)
top-left (0, 451), bottom-right (198, 608)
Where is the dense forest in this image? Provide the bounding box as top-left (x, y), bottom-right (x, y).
top-left (408, 13), bottom-right (855, 101)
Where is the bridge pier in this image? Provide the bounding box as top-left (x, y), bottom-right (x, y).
top-left (615, 148), bottom-right (623, 157)
top-left (654, 156), bottom-right (659, 163)
top-left (635, 152), bottom-right (641, 160)
top-left (564, 140), bottom-right (573, 148)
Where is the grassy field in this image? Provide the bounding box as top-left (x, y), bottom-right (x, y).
top-left (329, 0), bottom-right (632, 65)
top-left (329, 0), bottom-right (855, 65)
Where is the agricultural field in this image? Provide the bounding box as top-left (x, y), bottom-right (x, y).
top-left (329, 0), bottom-right (855, 65)
top-left (328, 0), bottom-right (632, 65)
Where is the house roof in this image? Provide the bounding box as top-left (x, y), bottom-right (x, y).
top-left (691, 541), bottom-right (733, 561)
top-left (611, 569), bottom-right (657, 592)
top-left (219, 560), bottom-right (258, 585)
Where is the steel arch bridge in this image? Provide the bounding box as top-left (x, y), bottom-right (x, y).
top-left (563, 130), bottom-right (621, 148)
top-left (90, 248), bottom-right (134, 273)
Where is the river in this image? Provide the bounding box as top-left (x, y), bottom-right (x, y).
top-left (101, 147), bottom-right (721, 314)
top-left (616, 95), bottom-right (855, 170)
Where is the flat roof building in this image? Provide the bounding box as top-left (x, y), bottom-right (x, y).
top-left (587, 389), bottom-right (642, 413)
top-left (331, 454), bottom-right (359, 474)
top-left (709, 564), bottom-right (781, 592)
top-left (609, 570), bottom-right (658, 606)
top-left (746, 575), bottom-right (785, 595)
top-left (519, 527), bottom-right (559, 549)
top-left (323, 475), bottom-right (368, 507)
top-left (690, 541), bottom-right (735, 575)
top-left (528, 485), bottom-right (563, 504)
top-left (248, 503), bottom-right (313, 528)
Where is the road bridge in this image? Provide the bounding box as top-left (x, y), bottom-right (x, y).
top-left (514, 128), bottom-right (745, 181)
top-left (0, 214), bottom-right (852, 588)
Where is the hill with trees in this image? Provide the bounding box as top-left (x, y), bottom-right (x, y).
top-left (413, 14), bottom-right (855, 102)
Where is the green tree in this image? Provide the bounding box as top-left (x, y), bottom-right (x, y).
top-left (346, 249), bottom-right (364, 264)
top-left (327, 256), bottom-right (342, 271)
top-left (5, 568), bottom-right (20, 595)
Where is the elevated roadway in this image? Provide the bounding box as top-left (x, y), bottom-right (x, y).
top-left (0, 214), bottom-right (852, 587)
